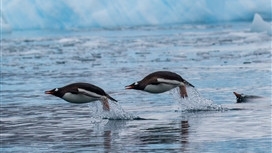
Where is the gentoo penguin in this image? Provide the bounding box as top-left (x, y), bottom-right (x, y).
top-left (45, 83), bottom-right (117, 111)
top-left (233, 92), bottom-right (262, 103)
top-left (125, 71), bottom-right (194, 98)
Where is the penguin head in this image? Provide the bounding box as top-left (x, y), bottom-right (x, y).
top-left (125, 82), bottom-right (141, 90)
top-left (45, 88), bottom-right (63, 97)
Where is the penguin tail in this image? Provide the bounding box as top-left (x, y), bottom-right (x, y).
top-left (107, 94), bottom-right (118, 102)
top-left (184, 80), bottom-right (194, 88)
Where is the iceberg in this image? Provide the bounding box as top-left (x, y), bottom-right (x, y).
top-left (1, 0), bottom-right (271, 31)
top-left (0, 10), bottom-right (12, 33)
top-left (250, 13), bottom-right (272, 35)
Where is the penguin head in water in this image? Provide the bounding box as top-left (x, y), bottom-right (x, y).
top-left (233, 92), bottom-right (245, 103)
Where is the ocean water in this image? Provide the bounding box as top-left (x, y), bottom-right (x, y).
top-left (1, 22), bottom-right (271, 152)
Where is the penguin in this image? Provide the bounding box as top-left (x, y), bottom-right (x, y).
top-left (233, 92), bottom-right (262, 103)
top-left (125, 71), bottom-right (194, 98)
top-left (45, 82), bottom-right (117, 111)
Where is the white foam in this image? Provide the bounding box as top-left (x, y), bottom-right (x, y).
top-left (58, 38), bottom-right (80, 43)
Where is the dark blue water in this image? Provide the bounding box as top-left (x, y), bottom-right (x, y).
top-left (1, 23), bottom-right (271, 152)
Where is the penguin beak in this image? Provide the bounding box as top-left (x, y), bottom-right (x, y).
top-left (45, 90), bottom-right (53, 94)
top-left (125, 85), bottom-right (133, 89)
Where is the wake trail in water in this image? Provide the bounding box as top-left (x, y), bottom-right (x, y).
top-left (88, 86), bottom-right (233, 121)
top-left (171, 87), bottom-right (226, 112)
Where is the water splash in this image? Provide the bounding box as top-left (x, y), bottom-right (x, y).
top-left (171, 87), bottom-right (226, 112)
top-left (88, 100), bottom-right (138, 121)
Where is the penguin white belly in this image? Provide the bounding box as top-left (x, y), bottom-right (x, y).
top-left (62, 93), bottom-right (99, 103)
top-left (144, 83), bottom-right (178, 93)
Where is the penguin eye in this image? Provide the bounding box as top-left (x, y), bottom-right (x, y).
top-left (134, 82), bottom-right (138, 85)
top-left (55, 88), bottom-right (59, 92)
